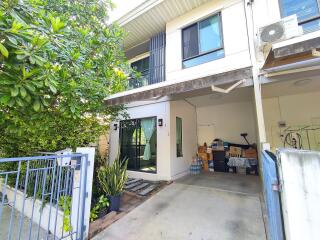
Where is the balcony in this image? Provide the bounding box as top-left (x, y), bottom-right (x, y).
top-left (125, 32), bottom-right (166, 91)
top-left (127, 71), bottom-right (149, 90)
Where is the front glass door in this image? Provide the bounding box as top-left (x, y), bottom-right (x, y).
top-left (119, 117), bottom-right (157, 173)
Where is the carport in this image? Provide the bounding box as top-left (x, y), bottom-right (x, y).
top-left (94, 172), bottom-right (266, 240)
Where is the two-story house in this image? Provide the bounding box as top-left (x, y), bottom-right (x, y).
top-left (106, 0), bottom-right (320, 181)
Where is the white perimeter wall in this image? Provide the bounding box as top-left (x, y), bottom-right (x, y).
top-left (166, 0), bottom-right (251, 83)
top-left (278, 149), bottom-right (320, 240)
top-left (263, 91), bottom-right (320, 151)
top-left (196, 101), bottom-right (257, 145)
top-left (170, 100), bottom-right (197, 180)
top-left (108, 101), bottom-right (172, 181)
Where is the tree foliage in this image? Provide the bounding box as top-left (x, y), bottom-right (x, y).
top-left (0, 0), bottom-right (128, 157)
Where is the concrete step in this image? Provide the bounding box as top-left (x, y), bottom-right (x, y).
top-left (130, 182), bottom-right (150, 192)
top-left (126, 178), bottom-right (142, 185)
top-left (138, 184), bottom-right (158, 196)
top-left (125, 180), bottom-right (143, 190)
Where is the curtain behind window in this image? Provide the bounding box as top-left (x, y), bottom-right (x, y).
top-left (141, 118), bottom-right (156, 160)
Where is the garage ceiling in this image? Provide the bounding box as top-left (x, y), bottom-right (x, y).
top-left (262, 75), bottom-right (320, 99)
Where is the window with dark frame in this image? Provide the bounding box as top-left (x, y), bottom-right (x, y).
top-left (182, 13), bottom-right (224, 68)
top-left (176, 117), bottom-right (183, 157)
top-left (129, 57), bottom-right (150, 89)
top-left (279, 0), bottom-right (320, 33)
top-left (119, 117), bottom-right (157, 173)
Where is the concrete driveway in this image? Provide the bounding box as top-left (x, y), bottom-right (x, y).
top-left (94, 172), bottom-right (266, 240)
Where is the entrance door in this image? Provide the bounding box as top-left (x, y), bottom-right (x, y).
top-left (119, 117), bottom-right (157, 173)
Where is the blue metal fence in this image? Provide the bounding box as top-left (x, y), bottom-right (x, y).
top-left (262, 150), bottom-right (284, 240)
top-left (0, 153), bottom-right (88, 240)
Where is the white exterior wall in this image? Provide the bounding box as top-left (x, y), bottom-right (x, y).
top-left (165, 0), bottom-right (251, 83)
top-left (170, 100), bottom-right (197, 179)
top-left (252, 0), bottom-right (281, 28)
top-left (197, 101), bottom-right (257, 145)
top-left (263, 91), bottom-right (320, 151)
top-left (108, 101), bottom-right (172, 181)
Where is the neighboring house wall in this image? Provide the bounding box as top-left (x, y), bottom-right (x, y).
top-left (170, 100), bottom-right (197, 179)
top-left (166, 0), bottom-right (251, 83)
top-left (98, 133), bottom-right (109, 159)
top-left (196, 101), bottom-right (257, 145)
top-left (263, 91), bottom-right (320, 151)
top-left (108, 101), bottom-right (172, 181)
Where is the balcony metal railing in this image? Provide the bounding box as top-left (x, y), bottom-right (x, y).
top-left (127, 72), bottom-right (149, 90)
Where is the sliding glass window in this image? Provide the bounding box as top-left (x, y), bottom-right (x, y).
top-left (119, 117), bottom-right (157, 173)
top-left (279, 0), bottom-right (320, 33)
top-left (176, 117), bottom-right (183, 157)
top-left (182, 13), bottom-right (224, 68)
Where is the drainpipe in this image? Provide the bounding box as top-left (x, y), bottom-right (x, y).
top-left (243, 0), bottom-right (267, 147)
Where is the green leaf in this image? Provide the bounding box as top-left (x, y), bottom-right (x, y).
top-left (33, 100), bottom-right (41, 111)
top-left (51, 17), bottom-right (65, 33)
top-left (0, 43), bottom-right (9, 58)
top-left (49, 85), bottom-right (57, 94)
top-left (25, 83), bottom-right (36, 92)
top-left (20, 86), bottom-right (27, 98)
top-left (0, 95), bottom-right (11, 104)
top-left (11, 87), bottom-right (19, 97)
top-left (8, 98), bottom-right (15, 107)
top-left (7, 36), bottom-right (18, 45)
top-left (16, 98), bottom-right (24, 107)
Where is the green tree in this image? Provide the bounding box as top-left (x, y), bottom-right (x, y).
top-left (0, 0), bottom-right (128, 157)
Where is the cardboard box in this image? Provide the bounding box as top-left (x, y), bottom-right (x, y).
top-left (230, 146), bottom-right (242, 156)
top-left (243, 148), bottom-right (257, 159)
top-left (198, 146), bottom-right (207, 153)
top-left (203, 160), bottom-right (209, 171)
top-left (198, 152), bottom-right (209, 161)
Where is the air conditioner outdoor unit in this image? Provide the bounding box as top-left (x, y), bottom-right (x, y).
top-left (258, 14), bottom-right (302, 45)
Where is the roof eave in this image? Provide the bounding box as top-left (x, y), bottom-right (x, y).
top-left (114, 0), bottom-right (164, 26)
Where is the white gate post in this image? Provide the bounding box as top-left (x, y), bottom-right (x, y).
top-left (71, 147), bottom-right (95, 239)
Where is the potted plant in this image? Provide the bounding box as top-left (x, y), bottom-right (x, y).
top-left (98, 158), bottom-right (128, 212)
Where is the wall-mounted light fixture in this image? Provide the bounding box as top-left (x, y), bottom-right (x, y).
top-left (158, 119), bottom-right (163, 127)
top-left (113, 123), bottom-right (118, 130)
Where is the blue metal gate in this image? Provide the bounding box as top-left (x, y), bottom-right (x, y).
top-left (262, 150), bottom-right (284, 240)
top-left (0, 153), bottom-right (88, 240)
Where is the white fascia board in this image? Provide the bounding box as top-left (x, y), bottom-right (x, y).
top-left (272, 30), bottom-right (320, 50)
top-left (116, 0), bottom-right (164, 26)
top-left (104, 66), bottom-right (251, 101)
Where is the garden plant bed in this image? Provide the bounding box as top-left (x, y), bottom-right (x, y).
top-left (88, 179), bottom-right (170, 239)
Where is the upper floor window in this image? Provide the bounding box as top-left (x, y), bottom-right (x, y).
top-left (129, 57), bottom-right (149, 89)
top-left (182, 13), bottom-right (224, 68)
top-left (279, 0), bottom-right (320, 33)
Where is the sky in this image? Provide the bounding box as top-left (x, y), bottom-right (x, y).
top-left (109, 0), bottom-right (146, 22)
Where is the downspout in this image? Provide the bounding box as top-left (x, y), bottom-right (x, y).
top-left (243, 0), bottom-right (267, 147)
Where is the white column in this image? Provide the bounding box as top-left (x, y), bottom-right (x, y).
top-left (71, 147), bottom-right (95, 240)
